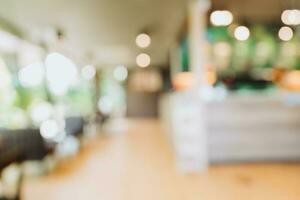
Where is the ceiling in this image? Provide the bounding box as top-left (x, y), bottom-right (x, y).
top-left (0, 0), bottom-right (293, 68)
top-left (210, 0), bottom-right (296, 24)
top-left (0, 0), bottom-right (188, 67)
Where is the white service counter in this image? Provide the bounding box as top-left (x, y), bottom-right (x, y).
top-left (160, 91), bottom-right (300, 170)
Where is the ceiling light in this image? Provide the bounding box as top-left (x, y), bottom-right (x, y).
top-left (234, 26), bottom-right (250, 41)
top-left (287, 10), bottom-right (300, 25)
top-left (281, 10), bottom-right (291, 25)
top-left (136, 33), bottom-right (151, 48)
top-left (281, 9), bottom-right (300, 25)
top-left (136, 53), bottom-right (151, 68)
top-left (210, 10), bottom-right (233, 26)
top-left (278, 26), bottom-right (294, 41)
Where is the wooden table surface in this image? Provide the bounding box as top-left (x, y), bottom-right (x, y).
top-left (23, 119), bottom-right (300, 200)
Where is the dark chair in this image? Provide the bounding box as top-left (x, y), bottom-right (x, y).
top-left (0, 129), bottom-right (49, 200)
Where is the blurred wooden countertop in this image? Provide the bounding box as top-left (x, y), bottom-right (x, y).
top-left (23, 119), bottom-right (300, 200)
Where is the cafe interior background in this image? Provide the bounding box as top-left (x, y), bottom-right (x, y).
top-left (1, 0), bottom-right (300, 199)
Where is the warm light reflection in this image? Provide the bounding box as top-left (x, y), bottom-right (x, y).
top-left (205, 68), bottom-right (217, 86)
top-left (128, 70), bottom-right (162, 92)
top-left (280, 70), bottom-right (300, 91)
top-left (172, 72), bottom-right (195, 91)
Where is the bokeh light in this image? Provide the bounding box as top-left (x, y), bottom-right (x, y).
top-left (136, 33), bottom-right (151, 48)
top-left (278, 26), bottom-right (294, 41)
top-left (234, 26), bottom-right (250, 41)
top-left (98, 96), bottom-right (113, 114)
top-left (213, 42), bottom-right (232, 57)
top-left (18, 62), bottom-right (45, 88)
top-left (40, 119), bottom-right (59, 140)
top-left (45, 53), bottom-right (78, 96)
top-left (136, 53), bottom-right (151, 68)
top-left (81, 65), bottom-right (96, 80)
top-left (281, 9), bottom-right (300, 26)
top-left (113, 65), bottom-right (128, 82)
top-left (30, 102), bottom-right (54, 126)
top-left (210, 10), bottom-right (233, 26)
top-left (0, 31), bottom-right (20, 53)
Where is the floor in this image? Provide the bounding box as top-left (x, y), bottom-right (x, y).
top-left (23, 119), bottom-right (300, 200)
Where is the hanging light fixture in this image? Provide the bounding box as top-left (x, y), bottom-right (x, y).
top-left (281, 9), bottom-right (300, 26)
top-left (234, 26), bottom-right (250, 41)
top-left (136, 33), bottom-right (151, 48)
top-left (136, 53), bottom-right (151, 68)
top-left (278, 26), bottom-right (294, 41)
top-left (210, 10), bottom-right (233, 26)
